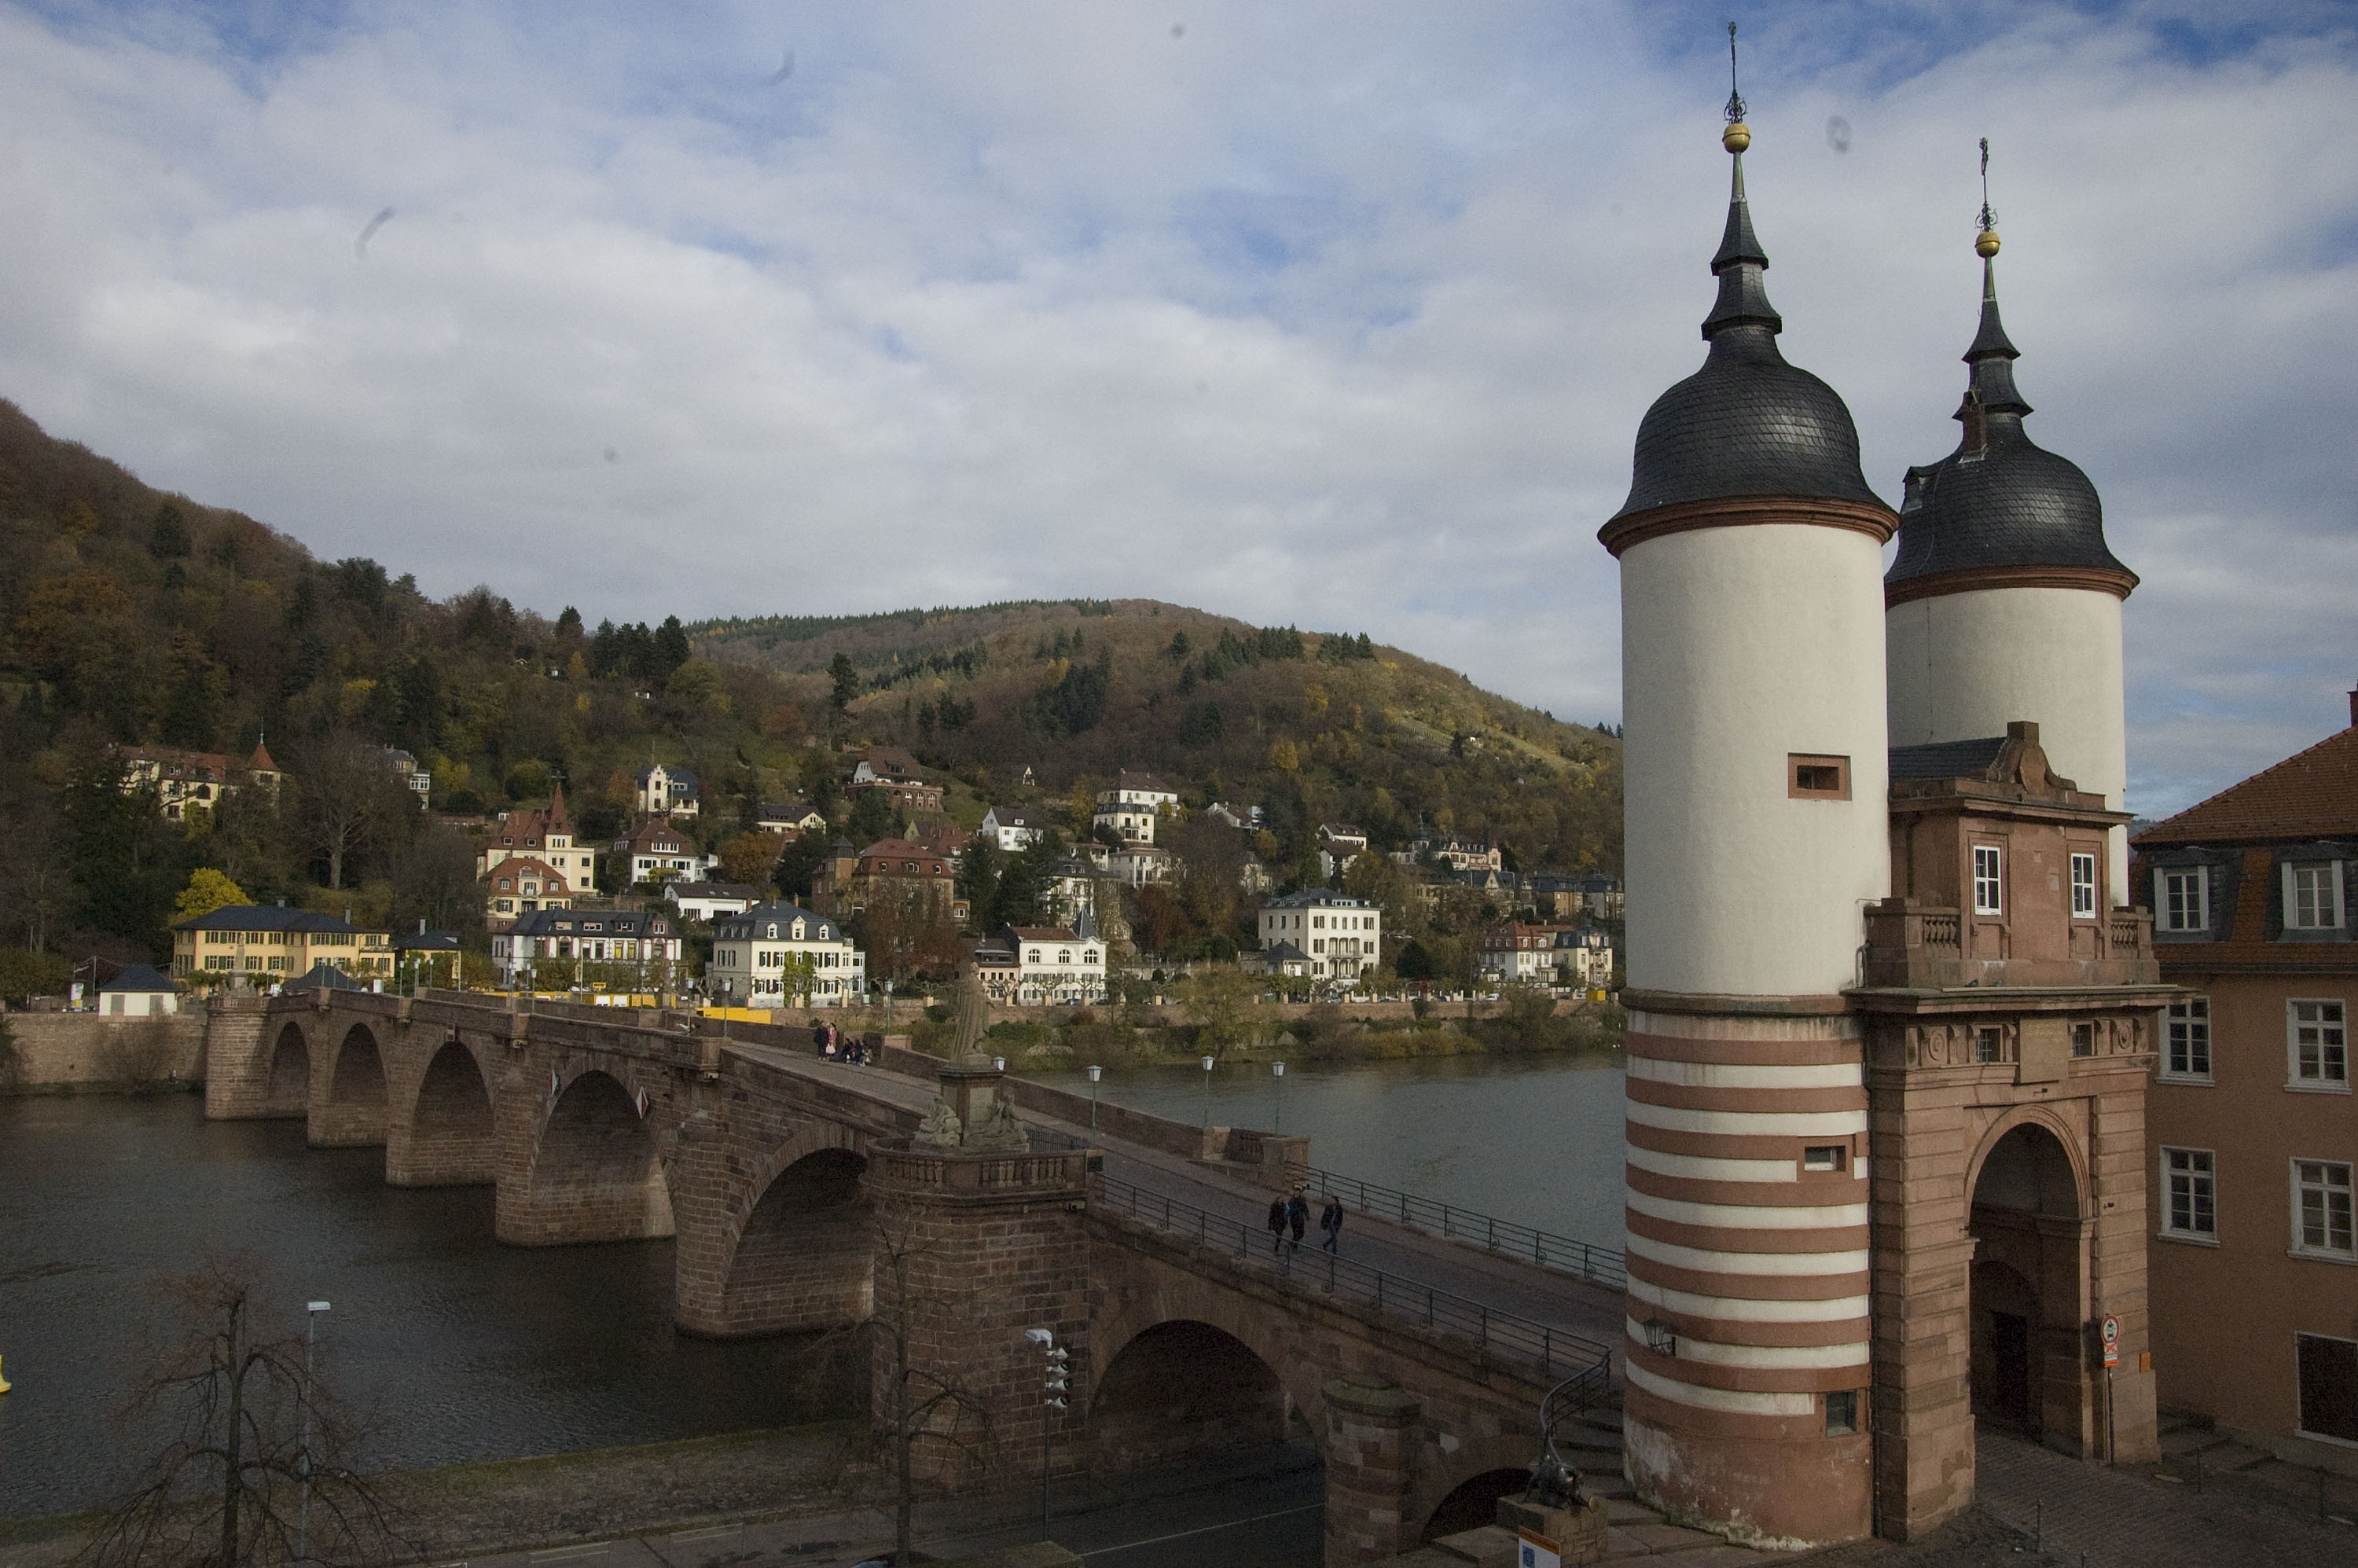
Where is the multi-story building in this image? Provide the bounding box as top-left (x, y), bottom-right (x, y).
top-left (635, 761), bottom-right (700, 817)
top-left (847, 747), bottom-right (945, 814)
top-left (384, 747), bottom-right (432, 809)
top-left (971, 924), bottom-right (1107, 1006)
top-left (757, 796), bottom-right (828, 835)
top-left (708, 900), bottom-right (867, 1007)
top-left (1092, 771), bottom-right (1177, 845)
top-left (2134, 704), bottom-right (2358, 1461)
top-left (490, 907), bottom-right (680, 988)
top-left (616, 817), bottom-right (715, 887)
top-left (120, 742), bottom-right (284, 821)
top-left (479, 790), bottom-right (598, 897)
top-left (171, 905), bottom-right (395, 986)
top-left (483, 857), bottom-right (571, 927)
top-left (978, 806), bottom-right (1049, 854)
top-left (1524, 872), bottom-right (1625, 923)
top-left (810, 837), bottom-right (970, 925)
top-left (1478, 922), bottom-right (1614, 986)
top-left (1256, 890), bottom-right (1381, 982)
top-left (1107, 843), bottom-right (1175, 887)
top-left (665, 880), bottom-right (764, 922)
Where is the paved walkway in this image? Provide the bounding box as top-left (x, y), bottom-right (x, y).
top-left (729, 1044), bottom-right (1625, 1353)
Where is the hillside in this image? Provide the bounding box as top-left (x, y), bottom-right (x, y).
top-left (0, 395), bottom-right (1618, 970)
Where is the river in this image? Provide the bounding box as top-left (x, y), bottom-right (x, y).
top-left (0, 1052), bottom-right (1628, 1522)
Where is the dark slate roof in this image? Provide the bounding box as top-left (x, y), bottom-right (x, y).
top-left (506, 909), bottom-right (671, 938)
top-left (101, 963), bottom-right (178, 993)
top-left (713, 901), bottom-right (847, 942)
top-left (1889, 736), bottom-right (2008, 780)
top-left (395, 931), bottom-right (461, 952)
top-left (1886, 258), bottom-right (2132, 589)
top-left (285, 962), bottom-right (364, 993)
top-left (1613, 152), bottom-right (1886, 521)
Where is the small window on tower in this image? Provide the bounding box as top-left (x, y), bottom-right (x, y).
top-left (1789, 755), bottom-right (1850, 800)
top-left (1825, 1390), bottom-right (1861, 1436)
top-left (1802, 1145), bottom-right (1847, 1173)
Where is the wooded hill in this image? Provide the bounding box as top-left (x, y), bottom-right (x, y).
top-left (0, 395), bottom-right (1618, 972)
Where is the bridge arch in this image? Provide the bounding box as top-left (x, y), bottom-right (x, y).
top-left (696, 1145), bottom-right (872, 1338)
top-left (314, 1023), bottom-right (389, 1147)
top-left (506, 1068), bottom-right (676, 1246)
top-left (1089, 1318), bottom-right (1295, 1472)
top-left (387, 1036), bottom-right (498, 1188)
top-left (263, 1023), bottom-right (310, 1117)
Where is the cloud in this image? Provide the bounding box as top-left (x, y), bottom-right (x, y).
top-left (0, 0), bottom-right (2349, 813)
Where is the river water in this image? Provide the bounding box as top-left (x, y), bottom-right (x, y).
top-left (0, 1052), bottom-right (1628, 1522)
top-left (1027, 1050), bottom-right (1629, 1247)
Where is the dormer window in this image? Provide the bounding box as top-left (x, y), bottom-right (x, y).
top-left (2157, 867), bottom-right (2210, 934)
top-left (2286, 862), bottom-right (2345, 932)
top-left (792, 920), bottom-right (806, 939)
top-left (766, 924), bottom-right (777, 938)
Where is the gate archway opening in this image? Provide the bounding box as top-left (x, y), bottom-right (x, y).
top-left (516, 1070), bottom-right (674, 1245)
top-left (1968, 1122), bottom-right (2088, 1448)
top-left (1090, 1320), bottom-right (1298, 1474)
top-left (705, 1147), bottom-right (871, 1337)
top-left (264, 1023), bottom-right (310, 1117)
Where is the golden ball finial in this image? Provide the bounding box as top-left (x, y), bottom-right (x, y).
top-left (1722, 121), bottom-right (1750, 154)
top-left (1975, 230), bottom-right (2001, 259)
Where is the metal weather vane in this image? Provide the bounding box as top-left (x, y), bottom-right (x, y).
top-left (1724, 21), bottom-right (1746, 125)
top-left (1978, 137), bottom-right (1998, 236)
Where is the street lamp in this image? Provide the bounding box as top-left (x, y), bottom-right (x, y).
top-left (298, 1301), bottom-right (329, 1564)
top-left (883, 977), bottom-right (894, 1018)
top-left (1272, 1060), bottom-right (1285, 1135)
top-left (1085, 1064), bottom-right (1101, 1136)
top-left (1200, 1055), bottom-right (1215, 1128)
top-left (994, 1056), bottom-right (1006, 1072)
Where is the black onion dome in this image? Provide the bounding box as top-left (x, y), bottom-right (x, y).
top-left (1886, 259), bottom-right (2132, 591)
top-left (1611, 152), bottom-right (1886, 521)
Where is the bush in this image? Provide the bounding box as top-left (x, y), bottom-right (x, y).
top-left (0, 948), bottom-right (71, 1005)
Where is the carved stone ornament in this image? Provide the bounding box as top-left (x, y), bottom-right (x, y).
top-left (964, 1090), bottom-right (1028, 1151)
top-left (913, 1097), bottom-right (963, 1149)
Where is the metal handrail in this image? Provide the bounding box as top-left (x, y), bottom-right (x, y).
top-left (1093, 1173), bottom-right (1613, 1383)
top-left (1302, 1167), bottom-right (1628, 1291)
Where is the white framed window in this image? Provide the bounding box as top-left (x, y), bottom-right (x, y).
top-left (2164, 997), bottom-right (2213, 1081)
top-left (2292, 1160), bottom-right (2355, 1260)
top-left (2285, 862), bottom-right (2345, 931)
top-left (2157, 866), bottom-right (2210, 934)
top-left (2070, 853), bottom-right (2099, 918)
top-left (2161, 1148), bottom-right (2217, 1241)
top-left (1973, 846), bottom-right (2004, 915)
top-left (2288, 1001), bottom-right (2349, 1090)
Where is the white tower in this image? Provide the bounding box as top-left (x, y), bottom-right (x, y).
top-left (1598, 89), bottom-right (1896, 1544)
top-left (1885, 205), bottom-right (2137, 898)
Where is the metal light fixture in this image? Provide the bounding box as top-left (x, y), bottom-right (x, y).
top-left (1272, 1060), bottom-right (1285, 1135)
top-left (1085, 1064), bottom-right (1101, 1136)
top-left (1201, 1055), bottom-right (1215, 1128)
top-left (1642, 1317), bottom-right (1677, 1358)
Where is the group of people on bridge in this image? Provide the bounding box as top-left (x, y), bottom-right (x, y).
top-left (811, 1019), bottom-right (869, 1065)
top-left (1267, 1187), bottom-right (1345, 1255)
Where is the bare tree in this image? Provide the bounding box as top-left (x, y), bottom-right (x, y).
top-left (79, 1254), bottom-right (406, 1568)
top-left (0, 795), bottom-right (76, 951)
top-left (869, 1217), bottom-right (996, 1564)
top-left (286, 733), bottom-right (407, 890)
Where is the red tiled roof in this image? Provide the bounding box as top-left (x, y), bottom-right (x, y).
top-left (2136, 723), bottom-right (2358, 846)
top-left (856, 838), bottom-right (950, 877)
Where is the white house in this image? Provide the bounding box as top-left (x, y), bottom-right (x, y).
top-left (1256, 890), bottom-right (1382, 982)
top-left (1108, 843), bottom-right (1176, 887)
top-left (635, 762), bottom-right (700, 817)
top-left (492, 908), bottom-right (680, 987)
top-left (666, 880), bottom-right (764, 921)
top-left (972, 924), bottom-right (1106, 1006)
top-left (978, 806), bottom-right (1049, 854)
top-left (757, 798), bottom-right (828, 835)
top-left (708, 901), bottom-right (867, 1008)
top-left (1093, 770), bottom-right (1177, 844)
top-left (618, 818), bottom-right (716, 887)
top-left (384, 748), bottom-right (432, 810)
top-left (99, 963), bottom-right (182, 1016)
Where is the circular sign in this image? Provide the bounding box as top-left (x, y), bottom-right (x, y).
top-left (2101, 1314), bottom-right (2120, 1346)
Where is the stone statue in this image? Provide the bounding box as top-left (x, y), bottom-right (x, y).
top-left (913, 1097), bottom-right (963, 1149)
top-left (964, 1089), bottom-right (1028, 1151)
top-left (949, 957), bottom-right (991, 1063)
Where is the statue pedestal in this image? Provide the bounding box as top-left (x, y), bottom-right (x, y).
top-left (1495, 1495), bottom-right (1608, 1565)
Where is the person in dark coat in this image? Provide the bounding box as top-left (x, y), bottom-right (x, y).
top-left (1267, 1196), bottom-right (1287, 1254)
top-left (1286, 1188), bottom-right (1309, 1252)
top-left (1320, 1195), bottom-right (1344, 1253)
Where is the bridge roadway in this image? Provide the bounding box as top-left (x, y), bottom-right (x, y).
top-left (722, 1038), bottom-right (1629, 1361)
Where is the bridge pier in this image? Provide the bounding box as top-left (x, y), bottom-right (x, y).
top-left (200, 996), bottom-right (284, 1119)
top-left (1323, 1379), bottom-right (1424, 1566)
top-left (864, 1144), bottom-right (1095, 1493)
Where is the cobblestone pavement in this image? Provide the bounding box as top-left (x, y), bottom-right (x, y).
top-left (1804, 1431), bottom-right (2358, 1568)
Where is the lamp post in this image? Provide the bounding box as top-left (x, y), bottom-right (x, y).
top-left (1272, 1060), bottom-right (1285, 1135)
top-left (1085, 1064), bottom-right (1101, 1136)
top-left (1200, 1055), bottom-right (1215, 1128)
top-left (883, 976), bottom-right (894, 1019)
top-left (1024, 1327), bottom-right (1068, 1537)
top-left (298, 1301), bottom-right (329, 1563)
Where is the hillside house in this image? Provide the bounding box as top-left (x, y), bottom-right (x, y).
top-left (635, 762), bottom-right (700, 817)
top-left (979, 806), bottom-right (1049, 854)
top-left (708, 900), bottom-right (866, 1007)
top-left (971, 924), bottom-right (1107, 1006)
top-left (119, 742), bottom-right (284, 821)
top-left (810, 837), bottom-right (970, 925)
top-left (757, 797), bottom-right (828, 835)
top-left (479, 790), bottom-right (598, 896)
top-left (485, 856), bottom-right (572, 927)
top-left (492, 908), bottom-right (679, 988)
top-left (665, 880), bottom-right (764, 921)
top-left (847, 747), bottom-right (944, 813)
top-left (171, 905), bottom-right (394, 985)
top-left (617, 818), bottom-right (716, 887)
top-left (1256, 890), bottom-right (1382, 982)
top-left (1107, 843), bottom-right (1176, 887)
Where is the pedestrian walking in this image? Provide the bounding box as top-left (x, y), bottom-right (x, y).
top-left (1287, 1188), bottom-right (1309, 1254)
top-left (1320, 1195), bottom-right (1343, 1253)
top-left (1266, 1196), bottom-right (1287, 1254)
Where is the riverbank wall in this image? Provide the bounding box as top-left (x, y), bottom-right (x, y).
top-left (0, 1014), bottom-right (205, 1094)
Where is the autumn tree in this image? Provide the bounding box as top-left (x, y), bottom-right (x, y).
top-left (1174, 964), bottom-right (1268, 1056)
top-left (174, 868), bottom-right (248, 924)
top-left (718, 830), bottom-right (783, 889)
top-left (285, 733), bottom-right (408, 889)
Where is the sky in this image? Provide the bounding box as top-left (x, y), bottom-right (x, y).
top-left (0, 2), bottom-right (2350, 817)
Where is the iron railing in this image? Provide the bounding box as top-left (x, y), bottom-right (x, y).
top-left (1301, 1168), bottom-right (1628, 1290)
top-left (1094, 1173), bottom-right (1613, 1383)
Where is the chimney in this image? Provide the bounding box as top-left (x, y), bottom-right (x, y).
top-left (2349, 689), bottom-right (2357, 729)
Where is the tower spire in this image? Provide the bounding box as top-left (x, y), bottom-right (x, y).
top-left (1959, 137), bottom-right (2029, 421)
top-left (1702, 22), bottom-right (1780, 338)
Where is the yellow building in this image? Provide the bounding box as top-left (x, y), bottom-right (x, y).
top-left (171, 905), bottom-right (395, 985)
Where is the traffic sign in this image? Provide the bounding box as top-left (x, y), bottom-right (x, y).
top-left (2101, 1313), bottom-right (2120, 1368)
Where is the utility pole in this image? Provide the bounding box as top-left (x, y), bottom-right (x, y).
top-left (1026, 1327), bottom-right (1069, 1538)
top-left (297, 1301), bottom-right (329, 1563)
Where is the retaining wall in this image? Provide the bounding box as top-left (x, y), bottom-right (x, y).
top-left (2, 1012), bottom-right (207, 1091)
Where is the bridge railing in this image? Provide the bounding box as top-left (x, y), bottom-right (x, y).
top-left (1299, 1168), bottom-right (1628, 1291)
top-left (1094, 1173), bottom-right (1614, 1384)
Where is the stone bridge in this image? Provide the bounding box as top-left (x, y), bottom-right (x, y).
top-left (203, 991), bottom-right (1614, 1564)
